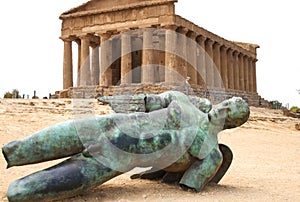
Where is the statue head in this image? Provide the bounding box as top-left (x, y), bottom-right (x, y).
top-left (208, 97), bottom-right (250, 129)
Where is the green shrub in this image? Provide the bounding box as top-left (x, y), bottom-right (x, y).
top-left (3, 89), bottom-right (21, 99)
top-left (290, 106), bottom-right (300, 113)
top-left (4, 92), bottom-right (13, 98)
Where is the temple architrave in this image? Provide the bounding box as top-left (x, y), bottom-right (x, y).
top-left (58, 0), bottom-right (267, 106)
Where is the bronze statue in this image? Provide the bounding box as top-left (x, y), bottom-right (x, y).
top-left (2, 91), bottom-right (250, 202)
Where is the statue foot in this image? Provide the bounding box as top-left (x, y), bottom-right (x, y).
top-left (162, 172), bottom-right (184, 184)
top-left (130, 169), bottom-right (166, 180)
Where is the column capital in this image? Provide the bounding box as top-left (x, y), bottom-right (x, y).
top-left (243, 55), bottom-right (249, 59)
top-left (98, 31), bottom-right (112, 37)
top-left (78, 34), bottom-right (91, 40)
top-left (176, 27), bottom-right (189, 35)
top-left (248, 56), bottom-right (256, 62)
top-left (119, 28), bottom-right (132, 34)
top-left (227, 48), bottom-right (233, 54)
top-left (213, 42), bottom-right (221, 48)
top-left (238, 52), bottom-right (244, 58)
top-left (60, 36), bottom-right (73, 42)
top-left (142, 28), bottom-right (154, 34)
top-left (205, 38), bottom-right (214, 46)
top-left (233, 50), bottom-right (240, 57)
top-left (220, 45), bottom-right (228, 51)
top-left (163, 25), bottom-right (178, 31)
top-left (79, 34), bottom-right (95, 47)
top-left (74, 37), bottom-right (81, 46)
top-left (90, 35), bottom-right (100, 48)
top-left (186, 31), bottom-right (197, 40)
top-left (99, 32), bottom-right (112, 44)
top-left (196, 35), bottom-right (206, 43)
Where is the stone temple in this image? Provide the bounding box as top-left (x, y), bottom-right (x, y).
top-left (58, 0), bottom-right (267, 106)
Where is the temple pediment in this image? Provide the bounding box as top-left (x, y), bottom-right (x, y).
top-left (61, 0), bottom-right (177, 18)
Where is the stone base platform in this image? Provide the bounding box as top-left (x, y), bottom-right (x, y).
top-left (58, 84), bottom-right (269, 108)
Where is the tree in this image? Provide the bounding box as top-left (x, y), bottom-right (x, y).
top-left (3, 89), bottom-right (21, 99)
top-left (12, 89), bottom-right (20, 98)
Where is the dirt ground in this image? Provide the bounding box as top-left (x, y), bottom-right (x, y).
top-left (0, 99), bottom-right (299, 202)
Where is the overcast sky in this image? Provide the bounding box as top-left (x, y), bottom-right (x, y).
top-left (0, 0), bottom-right (299, 107)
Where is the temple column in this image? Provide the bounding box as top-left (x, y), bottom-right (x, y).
top-left (248, 57), bottom-right (254, 93)
top-left (176, 27), bottom-right (188, 81)
top-left (233, 51), bottom-right (240, 90)
top-left (121, 31), bottom-right (132, 85)
top-left (196, 35), bottom-right (206, 86)
top-left (142, 29), bottom-right (155, 83)
top-left (243, 55), bottom-right (249, 92)
top-left (165, 26), bottom-right (178, 84)
top-left (186, 31), bottom-right (198, 85)
top-left (253, 59), bottom-right (257, 93)
top-left (220, 45), bottom-right (228, 89)
top-left (100, 33), bottom-right (112, 86)
top-left (62, 39), bottom-right (73, 89)
top-left (205, 39), bottom-right (214, 88)
top-left (213, 42), bottom-right (221, 88)
top-left (80, 35), bottom-right (91, 86)
top-left (238, 53), bottom-right (245, 91)
top-left (227, 49), bottom-right (234, 90)
top-left (91, 41), bottom-right (100, 86)
top-left (158, 31), bottom-right (165, 82)
top-left (75, 39), bottom-right (81, 87)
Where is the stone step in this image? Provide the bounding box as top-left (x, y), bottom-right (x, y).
top-left (58, 84), bottom-right (270, 108)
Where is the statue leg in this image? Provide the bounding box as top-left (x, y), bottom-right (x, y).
top-left (179, 147), bottom-right (223, 192)
top-left (209, 144), bottom-right (233, 183)
top-left (2, 121), bottom-right (83, 168)
top-left (7, 154), bottom-right (122, 202)
top-left (159, 144), bottom-right (232, 185)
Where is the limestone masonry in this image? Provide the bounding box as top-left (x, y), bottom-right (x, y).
top-left (58, 0), bottom-right (268, 107)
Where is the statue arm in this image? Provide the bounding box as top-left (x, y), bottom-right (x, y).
top-left (97, 94), bottom-right (147, 113)
top-left (98, 91), bottom-right (211, 113)
top-left (144, 92), bottom-right (212, 113)
top-left (97, 91), bottom-right (187, 113)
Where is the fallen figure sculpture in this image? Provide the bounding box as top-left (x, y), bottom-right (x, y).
top-left (2, 91), bottom-right (250, 202)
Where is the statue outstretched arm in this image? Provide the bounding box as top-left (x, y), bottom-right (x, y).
top-left (97, 91), bottom-right (212, 113)
top-left (97, 94), bottom-right (147, 113)
top-left (142, 91), bottom-right (212, 113)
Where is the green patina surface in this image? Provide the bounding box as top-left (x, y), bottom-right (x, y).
top-left (2, 91), bottom-right (250, 202)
